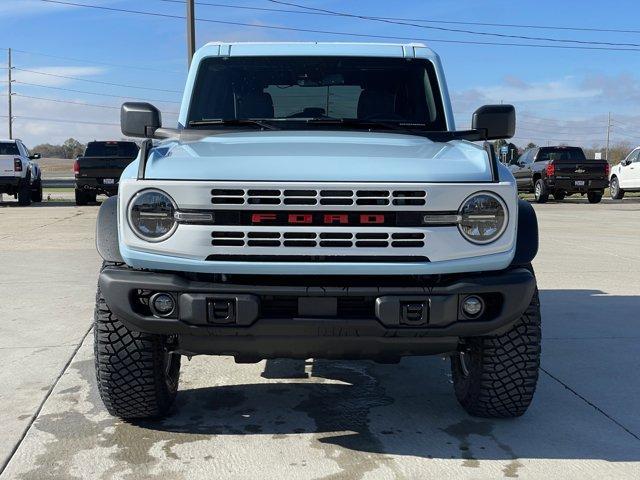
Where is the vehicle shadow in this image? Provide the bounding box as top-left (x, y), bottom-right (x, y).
top-left (132, 289), bottom-right (640, 463)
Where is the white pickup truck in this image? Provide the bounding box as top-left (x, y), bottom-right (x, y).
top-left (0, 138), bottom-right (43, 206)
top-left (94, 42), bottom-right (541, 421)
top-left (610, 146), bottom-right (640, 199)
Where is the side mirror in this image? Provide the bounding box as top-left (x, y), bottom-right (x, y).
top-left (121, 102), bottom-right (161, 138)
top-left (622, 159), bottom-right (631, 166)
top-left (29, 153), bottom-right (41, 160)
top-left (472, 105), bottom-right (516, 140)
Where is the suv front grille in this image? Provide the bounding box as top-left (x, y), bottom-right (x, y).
top-left (211, 230), bottom-right (426, 249)
top-left (211, 188), bottom-right (427, 207)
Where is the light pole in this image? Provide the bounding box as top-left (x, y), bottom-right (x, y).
top-left (186, 0), bottom-right (196, 67)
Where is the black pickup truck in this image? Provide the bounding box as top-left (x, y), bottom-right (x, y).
top-left (73, 141), bottom-right (139, 205)
top-left (509, 146), bottom-right (609, 203)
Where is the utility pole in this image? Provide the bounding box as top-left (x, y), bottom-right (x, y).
top-left (605, 112), bottom-right (611, 162)
top-left (186, 0), bottom-right (196, 67)
top-left (7, 48), bottom-right (12, 139)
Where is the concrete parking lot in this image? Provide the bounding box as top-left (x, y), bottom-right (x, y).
top-left (0, 196), bottom-right (639, 479)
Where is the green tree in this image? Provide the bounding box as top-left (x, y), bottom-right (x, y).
top-left (62, 138), bottom-right (85, 159)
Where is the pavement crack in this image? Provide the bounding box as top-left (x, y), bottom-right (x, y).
top-left (0, 324), bottom-right (93, 477)
top-left (541, 367), bottom-right (640, 442)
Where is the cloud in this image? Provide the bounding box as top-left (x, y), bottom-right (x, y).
top-left (12, 66), bottom-right (107, 87)
top-left (455, 76), bottom-right (600, 105)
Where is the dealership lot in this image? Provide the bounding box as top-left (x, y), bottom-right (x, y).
top-left (1, 197), bottom-right (639, 479)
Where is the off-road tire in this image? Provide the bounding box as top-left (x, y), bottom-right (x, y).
top-left (534, 179), bottom-right (548, 203)
top-left (31, 179), bottom-right (43, 202)
top-left (75, 188), bottom-right (89, 206)
top-left (451, 286), bottom-right (541, 418)
top-left (610, 176), bottom-right (624, 200)
top-left (18, 182), bottom-right (32, 206)
top-left (552, 190), bottom-right (565, 201)
top-left (587, 191), bottom-right (603, 204)
top-left (94, 274), bottom-right (180, 419)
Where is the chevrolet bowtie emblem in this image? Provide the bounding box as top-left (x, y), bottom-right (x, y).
top-left (575, 168), bottom-right (586, 174)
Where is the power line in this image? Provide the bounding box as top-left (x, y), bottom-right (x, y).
top-left (12, 93), bottom-right (180, 114)
top-left (13, 67), bottom-right (181, 93)
top-left (13, 115), bottom-right (120, 127)
top-left (157, 0), bottom-right (640, 35)
top-left (12, 48), bottom-right (183, 74)
top-left (267, 0), bottom-right (640, 48)
top-left (13, 81), bottom-right (182, 104)
top-left (37, 0), bottom-right (640, 52)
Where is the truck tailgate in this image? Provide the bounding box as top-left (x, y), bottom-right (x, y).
top-left (553, 159), bottom-right (608, 180)
top-left (0, 154), bottom-right (18, 176)
top-left (76, 157), bottom-right (133, 179)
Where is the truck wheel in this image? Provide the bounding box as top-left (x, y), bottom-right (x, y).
top-left (75, 189), bottom-right (88, 206)
top-left (451, 288), bottom-right (541, 418)
top-left (31, 179), bottom-right (43, 202)
top-left (552, 190), bottom-right (565, 201)
top-left (587, 191), bottom-right (603, 204)
top-left (94, 282), bottom-right (181, 419)
top-left (534, 179), bottom-right (548, 203)
top-left (610, 176), bottom-right (624, 200)
top-left (18, 183), bottom-right (32, 206)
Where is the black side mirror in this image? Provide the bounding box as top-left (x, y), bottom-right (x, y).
top-left (121, 102), bottom-right (161, 138)
top-left (29, 153), bottom-right (41, 160)
top-left (472, 105), bottom-right (516, 140)
top-left (622, 159), bottom-right (631, 166)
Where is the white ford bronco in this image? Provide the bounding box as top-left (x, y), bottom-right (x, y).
top-left (95, 42), bottom-right (540, 420)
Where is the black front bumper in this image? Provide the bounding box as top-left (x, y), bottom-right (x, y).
top-left (99, 266), bottom-right (537, 360)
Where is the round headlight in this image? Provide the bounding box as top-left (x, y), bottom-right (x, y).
top-left (128, 189), bottom-right (177, 242)
top-left (458, 192), bottom-right (508, 244)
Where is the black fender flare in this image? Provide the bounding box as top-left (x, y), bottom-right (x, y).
top-left (510, 199), bottom-right (539, 267)
top-left (96, 195), bottom-right (124, 263)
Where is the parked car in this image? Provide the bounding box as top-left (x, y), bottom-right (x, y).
top-left (73, 140), bottom-right (139, 205)
top-left (0, 138), bottom-right (42, 206)
top-left (509, 146), bottom-right (609, 203)
top-left (94, 42), bottom-right (541, 420)
top-left (610, 147), bottom-right (640, 199)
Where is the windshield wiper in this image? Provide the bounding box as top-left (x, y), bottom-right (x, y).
top-left (305, 118), bottom-right (487, 142)
top-left (188, 119), bottom-right (278, 130)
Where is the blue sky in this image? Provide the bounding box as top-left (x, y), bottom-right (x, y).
top-left (1, 0), bottom-right (640, 149)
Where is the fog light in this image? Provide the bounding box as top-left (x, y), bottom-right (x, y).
top-left (462, 296), bottom-right (484, 317)
top-left (150, 293), bottom-right (175, 317)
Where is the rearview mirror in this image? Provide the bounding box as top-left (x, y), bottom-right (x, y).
top-left (29, 153), bottom-right (41, 160)
top-left (121, 102), bottom-right (162, 138)
top-left (472, 105), bottom-right (516, 140)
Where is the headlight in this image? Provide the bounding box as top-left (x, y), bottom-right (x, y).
top-left (458, 192), bottom-right (508, 244)
top-left (127, 189), bottom-right (177, 242)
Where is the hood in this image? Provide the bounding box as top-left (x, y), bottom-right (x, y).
top-left (142, 131), bottom-right (491, 182)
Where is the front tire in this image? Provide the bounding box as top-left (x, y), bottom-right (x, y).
top-left (451, 288), bottom-right (541, 418)
top-left (610, 176), bottom-right (624, 200)
top-left (587, 191), bottom-right (603, 204)
top-left (534, 179), bottom-right (548, 203)
top-left (94, 283), bottom-right (180, 419)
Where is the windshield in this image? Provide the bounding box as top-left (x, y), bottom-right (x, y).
top-left (0, 142), bottom-right (19, 156)
top-left (85, 142), bottom-right (139, 158)
top-left (187, 56), bottom-right (447, 129)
